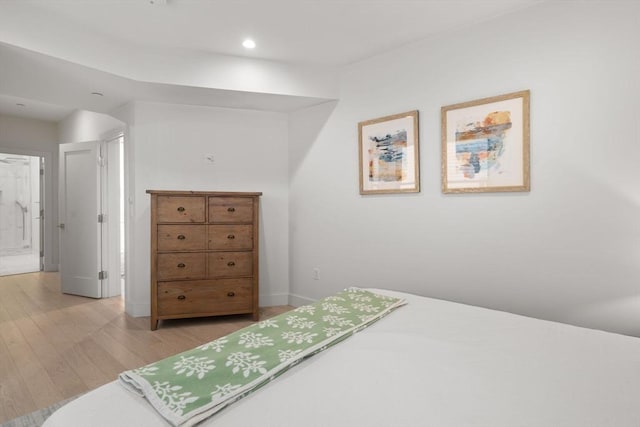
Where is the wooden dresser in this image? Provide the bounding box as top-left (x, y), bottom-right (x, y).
top-left (147, 190), bottom-right (262, 330)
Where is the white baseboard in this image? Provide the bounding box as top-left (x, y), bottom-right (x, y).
top-left (260, 293), bottom-right (290, 307)
top-left (126, 301), bottom-right (150, 317)
top-left (288, 293), bottom-right (315, 307)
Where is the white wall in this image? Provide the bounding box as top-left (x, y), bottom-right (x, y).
top-left (0, 114), bottom-right (58, 270)
top-left (126, 101), bottom-right (290, 316)
top-left (289, 1), bottom-right (640, 336)
top-left (58, 109), bottom-right (124, 143)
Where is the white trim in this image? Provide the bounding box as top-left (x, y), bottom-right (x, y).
top-left (101, 128), bottom-right (127, 300)
top-left (259, 293), bottom-right (290, 307)
top-left (127, 301), bottom-right (150, 318)
top-left (288, 293), bottom-right (315, 308)
top-left (121, 125), bottom-right (135, 317)
top-left (100, 127), bottom-right (124, 143)
top-left (103, 135), bottom-right (124, 297)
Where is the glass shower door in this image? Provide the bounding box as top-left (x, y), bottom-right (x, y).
top-left (0, 153), bottom-right (41, 276)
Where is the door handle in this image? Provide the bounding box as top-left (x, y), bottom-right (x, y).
top-left (58, 223), bottom-right (65, 229)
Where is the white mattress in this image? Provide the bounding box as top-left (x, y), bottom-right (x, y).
top-left (44, 289), bottom-right (640, 427)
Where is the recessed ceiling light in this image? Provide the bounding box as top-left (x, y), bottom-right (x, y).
top-left (91, 92), bottom-right (104, 97)
top-left (242, 39), bottom-right (256, 49)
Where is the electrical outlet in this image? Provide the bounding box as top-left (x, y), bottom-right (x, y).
top-left (312, 268), bottom-right (320, 280)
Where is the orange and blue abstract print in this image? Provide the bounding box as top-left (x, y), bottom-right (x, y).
top-left (455, 111), bottom-right (512, 179)
top-left (368, 129), bottom-right (407, 182)
top-left (359, 110), bottom-right (419, 194)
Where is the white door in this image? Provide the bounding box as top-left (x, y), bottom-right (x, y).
top-left (59, 141), bottom-right (103, 298)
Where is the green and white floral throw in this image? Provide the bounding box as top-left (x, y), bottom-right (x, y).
top-left (119, 288), bottom-right (406, 426)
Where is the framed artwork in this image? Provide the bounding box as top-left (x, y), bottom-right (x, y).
top-left (441, 90), bottom-right (530, 193)
top-left (358, 110), bottom-right (420, 195)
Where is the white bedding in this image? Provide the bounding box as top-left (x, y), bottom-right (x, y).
top-left (44, 289), bottom-right (640, 427)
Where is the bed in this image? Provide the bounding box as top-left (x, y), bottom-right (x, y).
top-left (44, 288), bottom-right (640, 427)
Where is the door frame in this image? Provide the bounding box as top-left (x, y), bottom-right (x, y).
top-left (0, 145), bottom-right (54, 271)
top-left (102, 131), bottom-right (125, 298)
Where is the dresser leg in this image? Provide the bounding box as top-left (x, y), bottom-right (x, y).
top-left (252, 310), bottom-right (260, 321)
top-left (151, 318), bottom-right (159, 331)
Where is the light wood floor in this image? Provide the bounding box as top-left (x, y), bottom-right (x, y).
top-left (0, 272), bottom-right (292, 423)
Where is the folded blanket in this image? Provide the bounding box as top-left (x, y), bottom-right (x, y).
top-left (119, 288), bottom-right (406, 426)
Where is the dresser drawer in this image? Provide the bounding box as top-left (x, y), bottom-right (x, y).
top-left (208, 251), bottom-right (253, 277)
top-left (158, 225), bottom-right (207, 251)
top-left (208, 197), bottom-right (253, 223)
top-left (208, 225), bottom-right (253, 250)
top-left (157, 279), bottom-right (253, 316)
top-left (157, 196), bottom-right (205, 223)
top-left (157, 253), bottom-right (206, 280)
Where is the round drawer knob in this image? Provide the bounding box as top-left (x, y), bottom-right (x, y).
top-left (227, 291), bottom-right (235, 297)
top-left (177, 234), bottom-right (186, 240)
top-left (177, 263), bottom-right (186, 268)
top-left (177, 295), bottom-right (186, 300)
top-left (227, 261), bottom-right (235, 267)
top-left (177, 206), bottom-right (185, 212)
top-left (227, 234), bottom-right (235, 240)
top-left (227, 207), bottom-right (235, 212)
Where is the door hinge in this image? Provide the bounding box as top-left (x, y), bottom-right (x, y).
top-left (98, 271), bottom-right (108, 280)
top-left (98, 213), bottom-right (105, 223)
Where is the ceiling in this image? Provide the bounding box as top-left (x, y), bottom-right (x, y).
top-left (0, 0), bottom-right (544, 121)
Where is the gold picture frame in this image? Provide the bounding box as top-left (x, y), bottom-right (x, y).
top-left (358, 110), bottom-right (420, 195)
top-left (441, 90), bottom-right (530, 193)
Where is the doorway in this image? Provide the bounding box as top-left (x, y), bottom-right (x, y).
top-left (58, 133), bottom-right (125, 299)
top-left (0, 152), bottom-right (43, 276)
top-left (105, 134), bottom-right (125, 297)
top-left (104, 133), bottom-right (125, 298)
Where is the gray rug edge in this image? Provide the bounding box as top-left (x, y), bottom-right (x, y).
top-left (1, 395), bottom-right (81, 427)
